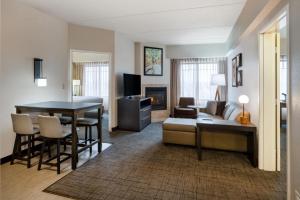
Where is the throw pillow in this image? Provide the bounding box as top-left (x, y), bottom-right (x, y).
top-left (206, 101), bottom-right (217, 115)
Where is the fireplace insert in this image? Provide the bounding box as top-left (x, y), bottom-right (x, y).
top-left (145, 87), bottom-right (167, 110)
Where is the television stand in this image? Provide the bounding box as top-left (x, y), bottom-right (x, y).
top-left (118, 97), bottom-right (152, 131)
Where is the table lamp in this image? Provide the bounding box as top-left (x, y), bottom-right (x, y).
top-left (73, 80), bottom-right (81, 96)
top-left (238, 95), bottom-right (250, 124)
top-left (211, 74), bottom-right (226, 101)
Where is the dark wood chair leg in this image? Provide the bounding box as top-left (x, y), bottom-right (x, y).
top-left (17, 135), bottom-right (22, 156)
top-left (57, 139), bottom-right (61, 174)
top-left (11, 134), bottom-right (20, 165)
top-left (47, 142), bottom-right (52, 158)
top-left (63, 138), bottom-right (67, 151)
top-left (89, 126), bottom-right (92, 154)
top-left (85, 126), bottom-right (88, 145)
top-left (31, 135), bottom-right (35, 156)
top-left (27, 135), bottom-right (32, 168)
top-left (38, 139), bottom-right (46, 171)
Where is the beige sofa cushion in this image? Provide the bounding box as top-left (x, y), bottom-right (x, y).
top-left (198, 112), bottom-right (223, 120)
top-left (228, 108), bottom-right (242, 120)
top-left (163, 130), bottom-right (196, 146)
top-left (223, 104), bottom-right (236, 119)
top-left (163, 118), bottom-right (196, 132)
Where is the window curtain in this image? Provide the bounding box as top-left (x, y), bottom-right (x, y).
top-left (170, 57), bottom-right (227, 112)
top-left (170, 59), bottom-right (181, 117)
top-left (82, 62), bottom-right (109, 110)
top-left (218, 58), bottom-right (228, 101)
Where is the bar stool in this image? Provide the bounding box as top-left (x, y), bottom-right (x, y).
top-left (59, 116), bottom-right (98, 153)
top-left (38, 115), bottom-right (71, 174)
top-left (11, 114), bottom-right (40, 168)
top-left (76, 118), bottom-right (98, 154)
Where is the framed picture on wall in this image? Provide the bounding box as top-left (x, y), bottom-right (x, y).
top-left (237, 70), bottom-right (243, 86)
top-left (144, 47), bottom-right (163, 76)
top-left (232, 57), bottom-right (237, 87)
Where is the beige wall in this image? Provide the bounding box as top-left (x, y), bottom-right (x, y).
top-left (114, 32), bottom-right (135, 128)
top-left (227, 0), bottom-right (288, 170)
top-left (289, 0), bottom-right (300, 198)
top-left (68, 24), bottom-right (114, 54)
top-left (166, 43), bottom-right (227, 59)
top-left (0, 0), bottom-right (69, 158)
top-left (135, 42), bottom-right (171, 121)
top-left (115, 32), bottom-right (135, 98)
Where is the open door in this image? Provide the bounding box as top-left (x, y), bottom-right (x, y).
top-left (259, 31), bottom-right (281, 171)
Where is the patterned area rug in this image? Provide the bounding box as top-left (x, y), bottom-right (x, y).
top-left (44, 122), bottom-right (286, 200)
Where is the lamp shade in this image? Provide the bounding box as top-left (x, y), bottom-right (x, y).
top-left (239, 95), bottom-right (249, 104)
top-left (73, 80), bottom-right (81, 86)
top-left (211, 74), bottom-right (226, 86)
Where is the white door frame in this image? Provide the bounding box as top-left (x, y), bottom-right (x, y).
top-left (258, 10), bottom-right (289, 172)
top-left (69, 49), bottom-right (113, 131)
top-left (259, 31), bottom-right (279, 171)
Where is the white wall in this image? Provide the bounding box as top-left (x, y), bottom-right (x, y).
top-left (135, 42), bottom-right (171, 121)
top-left (0, 0), bottom-right (69, 158)
top-left (114, 32), bottom-right (135, 127)
top-left (166, 43), bottom-right (227, 59)
top-left (227, 0), bottom-right (288, 170)
top-left (289, 0), bottom-right (300, 198)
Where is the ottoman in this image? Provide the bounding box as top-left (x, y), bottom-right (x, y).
top-left (162, 118), bottom-right (197, 146)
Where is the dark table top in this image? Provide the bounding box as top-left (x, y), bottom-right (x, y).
top-left (15, 101), bottom-right (102, 111)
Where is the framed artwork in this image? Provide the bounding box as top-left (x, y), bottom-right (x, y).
top-left (236, 53), bottom-right (243, 67)
top-left (232, 57), bottom-right (237, 87)
top-left (144, 47), bottom-right (163, 76)
top-left (237, 70), bottom-right (243, 86)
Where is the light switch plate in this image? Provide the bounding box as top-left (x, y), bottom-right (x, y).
top-left (296, 190), bottom-right (300, 200)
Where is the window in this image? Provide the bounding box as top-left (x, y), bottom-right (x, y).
top-left (83, 62), bottom-right (109, 98)
top-left (179, 58), bottom-right (226, 106)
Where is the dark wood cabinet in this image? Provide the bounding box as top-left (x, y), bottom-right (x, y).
top-left (118, 97), bottom-right (151, 131)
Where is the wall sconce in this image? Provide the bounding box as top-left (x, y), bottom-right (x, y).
top-left (34, 58), bottom-right (47, 87)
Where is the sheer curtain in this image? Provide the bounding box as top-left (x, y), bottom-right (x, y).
top-left (178, 57), bottom-right (227, 106)
top-left (82, 62), bottom-right (109, 110)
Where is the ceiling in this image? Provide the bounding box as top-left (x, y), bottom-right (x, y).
top-left (18, 0), bottom-right (247, 45)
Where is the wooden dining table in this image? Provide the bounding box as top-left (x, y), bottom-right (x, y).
top-left (15, 101), bottom-right (102, 170)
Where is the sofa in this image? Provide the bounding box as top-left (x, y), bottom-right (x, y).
top-left (163, 102), bottom-right (250, 152)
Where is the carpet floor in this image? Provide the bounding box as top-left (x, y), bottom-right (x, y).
top-left (44, 122), bottom-right (286, 200)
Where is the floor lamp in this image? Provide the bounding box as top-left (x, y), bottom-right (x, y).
top-left (211, 74), bottom-right (226, 101)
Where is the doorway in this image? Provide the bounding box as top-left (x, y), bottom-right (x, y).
top-left (259, 14), bottom-right (288, 172)
top-left (70, 50), bottom-right (112, 132)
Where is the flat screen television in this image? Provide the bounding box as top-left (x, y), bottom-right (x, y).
top-left (123, 73), bottom-right (141, 96)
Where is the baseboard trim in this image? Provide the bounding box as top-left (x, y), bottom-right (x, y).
top-left (0, 143), bottom-right (43, 165)
top-left (111, 126), bottom-right (119, 132)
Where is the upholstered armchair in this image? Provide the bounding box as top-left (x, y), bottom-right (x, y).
top-left (174, 97), bottom-right (197, 119)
